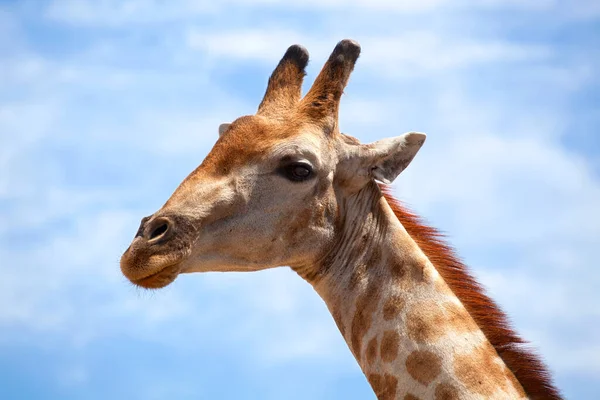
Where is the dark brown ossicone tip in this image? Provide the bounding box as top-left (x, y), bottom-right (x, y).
top-left (299, 39), bottom-right (362, 127)
top-left (282, 44), bottom-right (310, 71)
top-left (331, 39), bottom-right (361, 64)
top-left (257, 43), bottom-right (310, 116)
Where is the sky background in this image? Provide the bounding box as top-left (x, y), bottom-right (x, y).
top-left (1, 0), bottom-right (599, 399)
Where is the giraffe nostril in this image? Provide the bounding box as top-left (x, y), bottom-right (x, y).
top-left (149, 222), bottom-right (168, 240)
top-left (145, 217), bottom-right (173, 243)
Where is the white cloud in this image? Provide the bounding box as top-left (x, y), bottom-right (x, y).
top-left (0, 102), bottom-right (61, 193)
top-left (395, 84), bottom-right (600, 246)
top-left (42, 0), bottom-right (561, 27)
top-left (187, 29), bottom-right (551, 76)
top-left (361, 33), bottom-right (550, 73)
top-left (44, 0), bottom-right (216, 26)
top-left (187, 29), bottom-right (315, 63)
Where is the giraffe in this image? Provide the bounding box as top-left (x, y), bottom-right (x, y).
top-left (120, 40), bottom-right (561, 400)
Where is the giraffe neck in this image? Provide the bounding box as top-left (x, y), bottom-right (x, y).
top-left (303, 182), bottom-right (527, 400)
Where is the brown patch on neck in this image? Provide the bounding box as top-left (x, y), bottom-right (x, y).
top-left (350, 278), bottom-right (382, 359)
top-left (405, 350), bottom-right (442, 386)
top-left (454, 341), bottom-right (508, 396)
top-left (405, 300), bottom-right (479, 344)
top-left (381, 186), bottom-right (562, 400)
top-left (434, 383), bottom-right (460, 400)
top-left (405, 301), bottom-right (446, 343)
top-left (382, 293), bottom-right (405, 321)
top-left (366, 336), bottom-right (379, 366)
top-left (367, 373), bottom-right (398, 400)
top-left (380, 330), bottom-right (400, 363)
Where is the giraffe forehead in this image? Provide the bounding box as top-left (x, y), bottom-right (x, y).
top-left (201, 117), bottom-right (327, 173)
top-left (201, 128), bottom-right (330, 180)
top-left (200, 117), bottom-right (276, 173)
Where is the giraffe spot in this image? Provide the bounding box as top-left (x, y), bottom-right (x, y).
top-left (368, 373), bottom-right (398, 400)
top-left (380, 330), bottom-right (400, 363)
top-left (351, 279), bottom-right (381, 359)
top-left (392, 259), bottom-right (433, 287)
top-left (383, 293), bottom-right (405, 321)
top-left (434, 383), bottom-right (460, 400)
top-left (389, 260), bottom-right (408, 282)
top-left (406, 303), bottom-right (446, 343)
top-left (443, 302), bottom-right (479, 333)
top-left (366, 336), bottom-right (379, 366)
top-left (454, 342), bottom-right (508, 396)
top-left (405, 350), bottom-right (442, 386)
top-left (404, 394), bottom-right (421, 400)
top-left (407, 301), bottom-right (478, 344)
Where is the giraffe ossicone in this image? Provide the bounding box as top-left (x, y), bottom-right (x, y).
top-left (120, 39), bottom-right (561, 400)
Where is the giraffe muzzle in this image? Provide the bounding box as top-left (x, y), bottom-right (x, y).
top-left (120, 214), bottom-right (195, 289)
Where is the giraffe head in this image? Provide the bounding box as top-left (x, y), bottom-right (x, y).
top-left (120, 40), bottom-right (425, 289)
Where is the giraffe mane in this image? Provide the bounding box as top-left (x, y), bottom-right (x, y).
top-left (380, 185), bottom-right (562, 400)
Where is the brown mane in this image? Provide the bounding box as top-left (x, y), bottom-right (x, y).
top-left (381, 186), bottom-right (562, 400)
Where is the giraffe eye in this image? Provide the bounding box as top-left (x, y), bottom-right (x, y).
top-left (279, 162), bottom-right (314, 182)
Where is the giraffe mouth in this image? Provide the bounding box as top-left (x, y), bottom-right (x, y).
top-left (131, 262), bottom-right (182, 289)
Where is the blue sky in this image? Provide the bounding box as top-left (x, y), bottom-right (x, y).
top-left (1, 0), bottom-right (599, 399)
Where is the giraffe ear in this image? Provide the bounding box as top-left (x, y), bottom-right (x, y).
top-left (359, 132), bottom-right (426, 184)
top-left (218, 123), bottom-right (231, 137)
